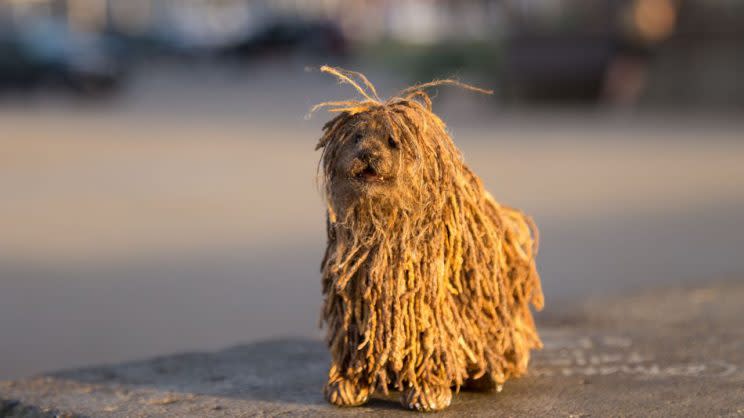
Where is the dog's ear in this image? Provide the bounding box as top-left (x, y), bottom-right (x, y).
top-left (315, 119), bottom-right (336, 150)
top-left (322, 118), bottom-right (338, 132)
top-left (316, 112), bottom-right (353, 150)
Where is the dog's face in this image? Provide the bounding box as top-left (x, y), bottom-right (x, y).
top-left (327, 112), bottom-right (405, 200)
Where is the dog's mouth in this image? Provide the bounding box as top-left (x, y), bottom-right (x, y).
top-left (351, 165), bottom-right (388, 184)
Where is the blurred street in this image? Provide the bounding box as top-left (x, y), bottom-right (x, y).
top-left (2, 64), bottom-right (743, 379)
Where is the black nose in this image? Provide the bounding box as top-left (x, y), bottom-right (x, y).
top-left (358, 149), bottom-right (382, 163)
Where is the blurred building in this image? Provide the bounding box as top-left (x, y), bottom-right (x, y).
top-left (0, 0), bottom-right (670, 43)
top-left (1, 0), bottom-right (742, 106)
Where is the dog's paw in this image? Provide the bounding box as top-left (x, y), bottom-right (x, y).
top-left (324, 378), bottom-right (370, 407)
top-left (464, 374), bottom-right (504, 392)
top-left (401, 383), bottom-right (452, 412)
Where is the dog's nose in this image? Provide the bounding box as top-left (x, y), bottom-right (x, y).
top-left (358, 149), bottom-right (382, 163)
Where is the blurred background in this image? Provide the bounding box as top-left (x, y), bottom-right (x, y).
top-left (1, 0), bottom-right (743, 380)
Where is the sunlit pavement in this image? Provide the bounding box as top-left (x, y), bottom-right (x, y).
top-left (1, 65), bottom-right (744, 380)
top-left (2, 280), bottom-right (742, 416)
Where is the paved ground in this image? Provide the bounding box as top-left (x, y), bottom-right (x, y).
top-left (3, 65), bottom-right (744, 381)
top-left (2, 280), bottom-right (742, 417)
top-left (1, 64), bottom-right (744, 416)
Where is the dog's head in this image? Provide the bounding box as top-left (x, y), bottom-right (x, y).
top-left (313, 67), bottom-right (491, 218)
top-left (321, 108), bottom-right (407, 202)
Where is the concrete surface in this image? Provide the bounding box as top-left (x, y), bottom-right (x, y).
top-left (2, 280), bottom-right (742, 417)
top-left (3, 64), bottom-right (744, 381)
top-left (2, 64), bottom-right (744, 416)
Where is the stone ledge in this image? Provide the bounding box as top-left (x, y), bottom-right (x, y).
top-left (2, 282), bottom-right (743, 417)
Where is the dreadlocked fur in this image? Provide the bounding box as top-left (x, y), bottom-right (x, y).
top-left (314, 66), bottom-right (544, 411)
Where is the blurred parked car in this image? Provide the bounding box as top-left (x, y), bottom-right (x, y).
top-left (505, 35), bottom-right (613, 103)
top-left (220, 18), bottom-right (347, 60)
top-left (0, 18), bottom-right (127, 96)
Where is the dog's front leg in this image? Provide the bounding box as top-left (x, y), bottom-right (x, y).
top-left (323, 363), bottom-right (371, 407)
top-left (401, 381), bottom-right (453, 411)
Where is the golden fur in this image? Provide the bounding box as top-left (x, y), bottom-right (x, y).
top-left (313, 67), bottom-right (544, 411)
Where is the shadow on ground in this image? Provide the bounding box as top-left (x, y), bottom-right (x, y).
top-left (56, 338), bottom-right (332, 406)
